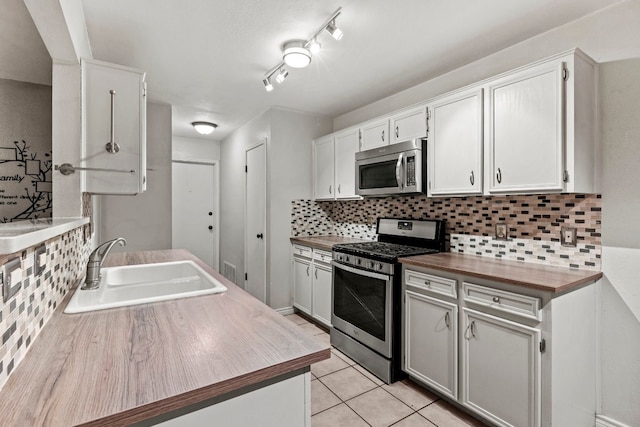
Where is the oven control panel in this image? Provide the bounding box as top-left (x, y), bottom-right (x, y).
top-left (333, 252), bottom-right (394, 275)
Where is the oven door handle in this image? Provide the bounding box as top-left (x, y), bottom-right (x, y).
top-left (332, 260), bottom-right (391, 281)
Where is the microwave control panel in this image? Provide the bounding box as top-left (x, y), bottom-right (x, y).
top-left (406, 156), bottom-right (416, 186)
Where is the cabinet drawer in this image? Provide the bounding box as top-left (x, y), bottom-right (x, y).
top-left (405, 269), bottom-right (457, 299)
top-left (292, 245), bottom-right (312, 258)
top-left (313, 249), bottom-right (332, 264)
top-left (462, 282), bottom-right (541, 321)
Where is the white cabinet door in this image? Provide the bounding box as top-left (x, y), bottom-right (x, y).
top-left (487, 61), bottom-right (565, 193)
top-left (404, 290), bottom-right (457, 400)
top-left (360, 119), bottom-right (389, 151)
top-left (292, 256), bottom-right (312, 315)
top-left (334, 128), bottom-right (360, 199)
top-left (313, 135), bottom-right (334, 200)
top-left (83, 59), bottom-right (146, 194)
top-left (428, 89), bottom-right (483, 196)
top-left (312, 263), bottom-right (332, 327)
top-left (461, 308), bottom-right (540, 427)
top-left (390, 106), bottom-right (427, 144)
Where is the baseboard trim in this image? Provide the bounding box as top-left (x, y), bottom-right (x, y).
top-left (275, 307), bottom-right (295, 315)
top-left (596, 414), bottom-right (632, 427)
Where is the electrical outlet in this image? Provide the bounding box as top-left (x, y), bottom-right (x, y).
top-left (495, 222), bottom-right (507, 240)
top-left (2, 257), bottom-right (22, 303)
top-left (34, 243), bottom-right (47, 277)
top-left (561, 226), bottom-right (577, 247)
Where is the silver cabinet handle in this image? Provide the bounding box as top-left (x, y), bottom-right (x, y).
top-left (492, 296), bottom-right (500, 303)
top-left (470, 320), bottom-right (477, 338)
top-left (445, 312), bottom-right (450, 328)
top-left (315, 269), bottom-right (318, 279)
top-left (306, 265), bottom-right (310, 276)
top-left (395, 125), bottom-right (399, 139)
top-left (381, 130), bottom-right (385, 142)
top-left (470, 170), bottom-right (474, 186)
top-left (105, 90), bottom-right (120, 154)
top-left (338, 184), bottom-right (341, 194)
top-left (496, 168), bottom-right (502, 184)
top-left (329, 185), bottom-right (332, 195)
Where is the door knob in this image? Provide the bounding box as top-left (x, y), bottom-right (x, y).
top-left (208, 212), bottom-right (213, 216)
top-left (256, 233), bottom-right (264, 239)
top-left (208, 226), bottom-right (213, 230)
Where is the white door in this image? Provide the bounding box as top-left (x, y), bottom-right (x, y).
top-left (292, 256), bottom-right (312, 315)
top-left (172, 161), bottom-right (218, 269)
top-left (461, 308), bottom-right (540, 427)
top-left (428, 88), bottom-right (483, 196)
top-left (245, 142), bottom-right (267, 303)
top-left (313, 135), bottom-right (334, 200)
top-left (312, 263), bottom-right (332, 327)
top-left (404, 290), bottom-right (458, 400)
top-left (334, 128), bottom-right (360, 198)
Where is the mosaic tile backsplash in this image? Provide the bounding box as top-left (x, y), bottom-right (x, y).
top-left (291, 194), bottom-right (601, 270)
top-left (0, 226), bottom-right (91, 388)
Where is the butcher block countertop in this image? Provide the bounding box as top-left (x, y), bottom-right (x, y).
top-left (290, 235), bottom-right (369, 251)
top-left (0, 249), bottom-right (329, 427)
top-left (400, 252), bottom-right (602, 294)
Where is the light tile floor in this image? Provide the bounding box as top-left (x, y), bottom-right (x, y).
top-left (285, 313), bottom-right (488, 427)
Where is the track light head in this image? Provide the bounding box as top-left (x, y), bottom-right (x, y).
top-left (308, 38), bottom-right (321, 55)
top-left (275, 68), bottom-right (289, 84)
top-left (326, 20), bottom-right (343, 41)
top-left (263, 78), bottom-right (274, 92)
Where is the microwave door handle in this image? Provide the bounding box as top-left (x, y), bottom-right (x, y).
top-left (395, 153), bottom-right (404, 191)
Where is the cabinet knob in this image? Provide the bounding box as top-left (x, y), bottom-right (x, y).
top-left (424, 280), bottom-right (431, 286)
top-left (470, 170), bottom-right (475, 186)
top-left (381, 130), bottom-right (385, 142)
top-left (496, 168), bottom-right (502, 184)
top-left (395, 125), bottom-right (399, 138)
top-left (492, 296), bottom-right (500, 303)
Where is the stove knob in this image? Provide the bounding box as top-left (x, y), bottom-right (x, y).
top-left (376, 263), bottom-right (383, 271)
top-left (368, 261), bottom-right (375, 270)
top-left (344, 255), bottom-right (350, 263)
top-left (356, 258), bottom-right (361, 266)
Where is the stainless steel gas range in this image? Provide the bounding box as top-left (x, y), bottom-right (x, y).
top-left (331, 218), bottom-right (446, 384)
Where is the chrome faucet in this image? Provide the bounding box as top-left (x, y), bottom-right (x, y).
top-left (82, 237), bottom-right (127, 290)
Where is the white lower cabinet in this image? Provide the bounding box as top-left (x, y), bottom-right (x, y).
top-left (292, 245), bottom-right (333, 327)
top-left (461, 308), bottom-right (540, 427)
top-left (404, 290), bottom-right (457, 400)
top-left (292, 256), bottom-right (312, 315)
top-left (403, 265), bottom-right (597, 427)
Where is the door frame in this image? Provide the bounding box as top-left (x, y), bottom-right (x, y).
top-left (171, 159), bottom-right (220, 271)
top-left (244, 139), bottom-right (268, 304)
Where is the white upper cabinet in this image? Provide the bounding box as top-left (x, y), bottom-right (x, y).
top-left (486, 50), bottom-right (597, 194)
top-left (334, 128), bottom-right (360, 198)
top-left (390, 105), bottom-right (427, 144)
top-left (428, 88), bottom-right (483, 196)
top-left (82, 59), bottom-right (147, 194)
top-left (360, 118), bottom-right (389, 151)
top-left (313, 128), bottom-right (360, 200)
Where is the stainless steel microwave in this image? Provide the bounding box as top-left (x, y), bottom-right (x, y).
top-left (355, 139), bottom-right (426, 197)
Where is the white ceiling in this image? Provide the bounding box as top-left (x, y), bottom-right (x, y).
top-left (3, 0), bottom-right (622, 141)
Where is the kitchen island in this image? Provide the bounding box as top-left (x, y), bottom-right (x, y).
top-left (0, 249), bottom-right (329, 426)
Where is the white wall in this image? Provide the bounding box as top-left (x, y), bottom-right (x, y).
top-left (598, 59), bottom-right (640, 426)
top-left (332, 3), bottom-right (640, 425)
top-left (219, 108), bottom-right (332, 309)
top-left (99, 102), bottom-right (172, 252)
top-left (172, 135), bottom-right (220, 163)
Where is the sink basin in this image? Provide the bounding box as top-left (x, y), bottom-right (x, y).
top-left (64, 260), bottom-right (227, 313)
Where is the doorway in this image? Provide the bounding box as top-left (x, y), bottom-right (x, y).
top-left (244, 140), bottom-right (267, 303)
top-left (172, 160), bottom-right (219, 270)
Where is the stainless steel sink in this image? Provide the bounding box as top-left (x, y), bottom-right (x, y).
top-left (64, 260), bottom-right (227, 313)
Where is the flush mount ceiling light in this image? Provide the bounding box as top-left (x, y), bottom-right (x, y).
top-left (191, 121), bottom-right (218, 135)
top-left (283, 40), bottom-right (311, 68)
top-left (262, 7), bottom-right (343, 92)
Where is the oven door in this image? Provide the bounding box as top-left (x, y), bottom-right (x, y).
top-left (332, 261), bottom-right (393, 357)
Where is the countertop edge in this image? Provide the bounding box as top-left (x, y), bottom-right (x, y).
top-left (399, 254), bottom-right (602, 294)
top-left (0, 217), bottom-right (89, 254)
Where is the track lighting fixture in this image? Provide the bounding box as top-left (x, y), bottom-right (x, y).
top-left (191, 121), bottom-right (217, 135)
top-left (262, 7), bottom-right (343, 92)
top-left (325, 20), bottom-right (343, 41)
top-left (275, 68), bottom-right (289, 84)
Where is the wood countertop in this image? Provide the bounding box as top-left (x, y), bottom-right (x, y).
top-left (290, 235), bottom-right (370, 251)
top-left (400, 252), bottom-right (602, 294)
top-left (0, 249), bottom-right (329, 427)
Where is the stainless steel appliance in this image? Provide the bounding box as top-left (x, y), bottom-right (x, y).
top-left (331, 218), bottom-right (445, 383)
top-left (355, 139), bottom-right (426, 197)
